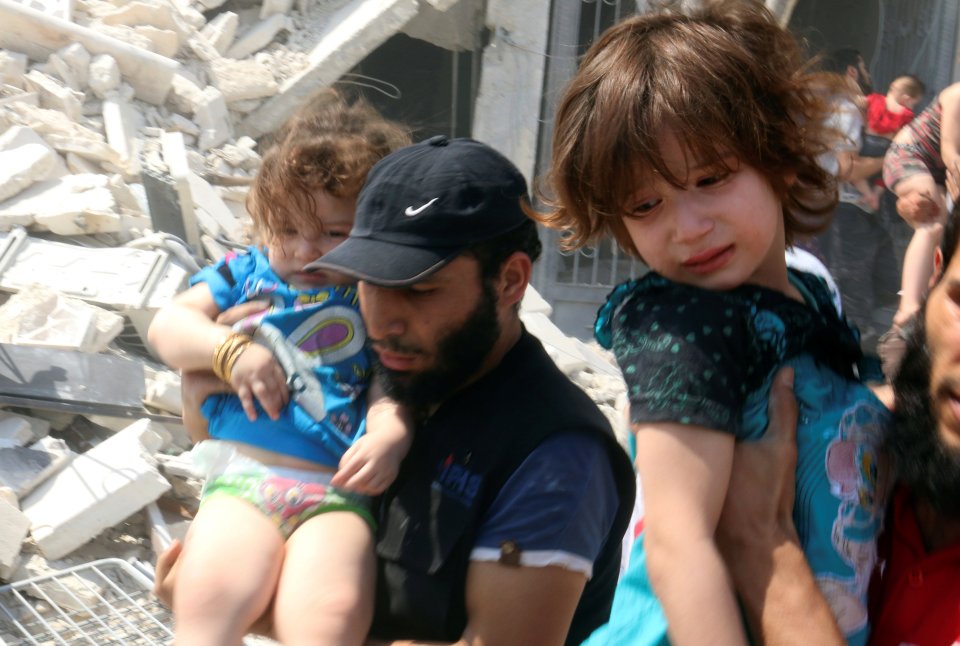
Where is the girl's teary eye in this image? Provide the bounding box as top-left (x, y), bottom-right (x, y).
top-left (625, 198), bottom-right (661, 218)
top-left (696, 171), bottom-right (730, 188)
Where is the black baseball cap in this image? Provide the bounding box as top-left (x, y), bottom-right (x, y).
top-left (305, 135), bottom-right (531, 286)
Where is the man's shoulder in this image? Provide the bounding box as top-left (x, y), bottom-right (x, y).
top-left (482, 330), bottom-right (611, 423)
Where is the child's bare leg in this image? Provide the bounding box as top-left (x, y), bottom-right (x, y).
top-left (894, 222), bottom-right (944, 326)
top-left (273, 511), bottom-right (375, 646)
top-left (174, 496), bottom-right (284, 646)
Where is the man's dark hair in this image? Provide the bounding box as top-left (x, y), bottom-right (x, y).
top-left (825, 47), bottom-right (863, 75)
top-left (464, 219), bottom-right (543, 282)
top-left (940, 202), bottom-right (960, 271)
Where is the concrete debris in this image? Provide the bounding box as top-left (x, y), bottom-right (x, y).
top-left (0, 8), bottom-right (630, 643)
top-left (0, 495), bottom-right (29, 577)
top-left (208, 57), bottom-right (279, 104)
top-left (200, 11), bottom-right (239, 55)
top-left (0, 125), bottom-right (66, 203)
top-left (0, 437), bottom-right (74, 499)
top-left (0, 414), bottom-right (35, 448)
top-left (21, 419), bottom-right (171, 560)
top-left (0, 286), bottom-right (125, 352)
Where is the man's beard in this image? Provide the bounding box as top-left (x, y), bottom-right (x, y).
top-left (891, 314), bottom-right (960, 519)
top-left (373, 281), bottom-right (501, 411)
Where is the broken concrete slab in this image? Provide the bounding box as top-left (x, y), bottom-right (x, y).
top-left (226, 13), bottom-right (292, 60)
top-left (194, 0), bottom-right (227, 12)
top-left (200, 10), bottom-right (239, 55)
top-left (0, 414), bottom-right (34, 448)
top-left (0, 495), bottom-right (28, 577)
top-left (155, 130), bottom-right (201, 250)
top-left (0, 286), bottom-right (125, 352)
top-left (0, 437), bottom-right (74, 499)
top-left (133, 25), bottom-right (181, 59)
top-left (0, 0), bottom-right (179, 105)
top-left (402, 0), bottom-right (483, 52)
top-left (43, 131), bottom-right (125, 170)
top-left (47, 52), bottom-right (81, 91)
top-left (58, 42), bottom-right (90, 89)
top-left (97, 0), bottom-right (191, 40)
top-left (186, 169), bottom-right (246, 241)
top-left (167, 71), bottom-right (206, 116)
top-left (102, 96), bottom-right (143, 168)
top-left (0, 49), bottom-right (27, 88)
top-left (0, 125), bottom-right (65, 203)
top-left (144, 365), bottom-right (182, 416)
top-left (193, 85), bottom-right (232, 150)
top-left (186, 31), bottom-right (222, 62)
top-left (21, 419), bottom-right (171, 560)
top-left (208, 57), bottom-right (279, 103)
top-left (0, 226), bottom-right (191, 311)
top-left (23, 69), bottom-right (82, 121)
top-left (260, 0), bottom-right (293, 18)
top-left (0, 173), bottom-right (121, 235)
top-left (238, 0), bottom-right (419, 138)
top-left (0, 411), bottom-right (51, 446)
top-left (87, 53), bottom-right (120, 98)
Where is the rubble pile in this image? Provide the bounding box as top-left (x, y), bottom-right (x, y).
top-left (0, 0), bottom-right (628, 636)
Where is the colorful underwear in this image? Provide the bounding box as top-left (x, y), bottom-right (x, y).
top-left (202, 471), bottom-right (374, 539)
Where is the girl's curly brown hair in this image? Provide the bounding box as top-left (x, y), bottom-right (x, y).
top-left (247, 88), bottom-right (411, 241)
top-left (536, 0), bottom-right (845, 256)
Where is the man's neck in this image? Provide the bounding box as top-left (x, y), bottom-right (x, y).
top-left (471, 316), bottom-right (523, 387)
top-left (915, 497), bottom-right (960, 552)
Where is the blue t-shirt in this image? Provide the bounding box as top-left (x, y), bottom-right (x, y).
top-left (586, 270), bottom-right (891, 646)
top-left (191, 247), bottom-right (370, 467)
top-left (471, 431), bottom-right (620, 578)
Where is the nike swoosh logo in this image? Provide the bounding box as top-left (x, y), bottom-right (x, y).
top-left (404, 197), bottom-right (440, 216)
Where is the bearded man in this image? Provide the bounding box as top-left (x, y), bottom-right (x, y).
top-left (157, 136), bottom-right (636, 646)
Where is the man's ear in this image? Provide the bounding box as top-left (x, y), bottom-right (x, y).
top-left (933, 247), bottom-right (945, 286)
top-left (496, 252), bottom-right (532, 309)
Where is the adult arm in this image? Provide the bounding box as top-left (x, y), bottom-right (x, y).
top-left (717, 368), bottom-right (844, 645)
top-left (939, 83), bottom-right (960, 201)
top-left (368, 431), bottom-right (619, 646)
top-left (179, 369), bottom-right (227, 444)
top-left (636, 422), bottom-right (747, 645)
top-left (366, 563), bottom-right (587, 646)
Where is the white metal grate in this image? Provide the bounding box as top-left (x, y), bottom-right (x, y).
top-left (0, 559), bottom-right (173, 645)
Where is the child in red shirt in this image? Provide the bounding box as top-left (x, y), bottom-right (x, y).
top-left (854, 75), bottom-right (925, 211)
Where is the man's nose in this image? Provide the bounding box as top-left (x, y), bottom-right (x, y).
top-left (359, 282), bottom-right (406, 339)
